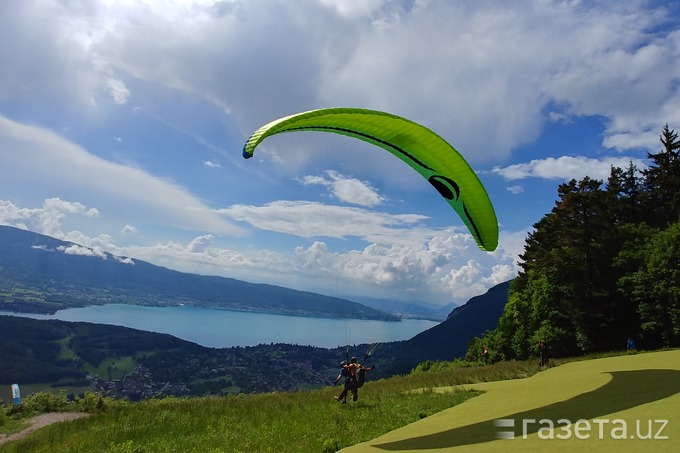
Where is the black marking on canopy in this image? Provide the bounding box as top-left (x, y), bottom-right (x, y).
top-left (428, 175), bottom-right (460, 201)
top-left (281, 126), bottom-right (436, 172)
top-left (463, 202), bottom-right (484, 247)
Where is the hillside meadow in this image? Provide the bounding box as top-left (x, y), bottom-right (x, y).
top-left (0, 360), bottom-right (535, 452)
top-left (2, 350), bottom-right (678, 452)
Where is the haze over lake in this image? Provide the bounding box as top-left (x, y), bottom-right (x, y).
top-left (3, 304), bottom-right (438, 349)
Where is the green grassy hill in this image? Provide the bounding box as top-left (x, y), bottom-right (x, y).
top-left (0, 360), bottom-right (536, 452)
top-left (2, 350), bottom-right (678, 452)
top-left (346, 349), bottom-right (680, 452)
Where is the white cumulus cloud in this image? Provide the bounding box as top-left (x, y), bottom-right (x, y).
top-left (492, 156), bottom-right (648, 181)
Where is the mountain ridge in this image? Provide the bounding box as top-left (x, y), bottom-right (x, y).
top-left (379, 280), bottom-right (511, 373)
top-left (0, 225), bottom-right (397, 321)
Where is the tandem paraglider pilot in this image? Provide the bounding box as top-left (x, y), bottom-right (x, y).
top-left (334, 357), bottom-right (374, 403)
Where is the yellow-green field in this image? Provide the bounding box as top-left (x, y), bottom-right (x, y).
top-left (344, 349), bottom-right (680, 452)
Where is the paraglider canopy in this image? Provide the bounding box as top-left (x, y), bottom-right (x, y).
top-left (242, 107), bottom-right (498, 251)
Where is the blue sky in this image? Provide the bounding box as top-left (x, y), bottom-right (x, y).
top-left (1, 0), bottom-right (678, 307)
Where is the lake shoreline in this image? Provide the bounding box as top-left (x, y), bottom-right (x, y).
top-left (0, 304), bottom-right (438, 349)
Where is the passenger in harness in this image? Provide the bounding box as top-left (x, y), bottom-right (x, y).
top-left (355, 361), bottom-right (375, 389)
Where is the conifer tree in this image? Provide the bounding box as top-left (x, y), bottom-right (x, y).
top-left (643, 124), bottom-right (680, 226)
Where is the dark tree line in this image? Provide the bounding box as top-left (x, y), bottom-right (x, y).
top-left (0, 315), bottom-right (346, 397)
top-left (469, 125), bottom-right (680, 362)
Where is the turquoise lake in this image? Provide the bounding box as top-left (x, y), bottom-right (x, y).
top-left (2, 304), bottom-right (439, 349)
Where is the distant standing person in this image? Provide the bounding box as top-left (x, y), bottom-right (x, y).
top-left (627, 337), bottom-right (636, 352)
top-left (539, 340), bottom-right (547, 367)
top-left (483, 346), bottom-right (489, 365)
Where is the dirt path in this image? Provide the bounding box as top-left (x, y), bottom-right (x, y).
top-left (0, 412), bottom-right (90, 446)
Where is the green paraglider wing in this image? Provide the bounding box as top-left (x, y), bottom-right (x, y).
top-left (242, 108), bottom-right (498, 251)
